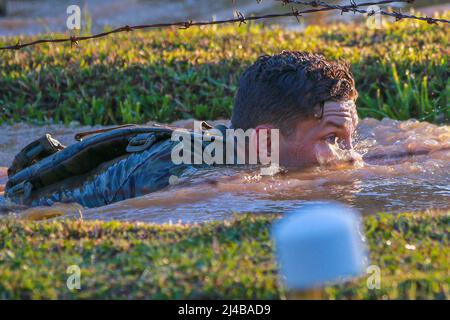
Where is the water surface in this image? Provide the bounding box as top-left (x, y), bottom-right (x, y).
top-left (0, 117), bottom-right (449, 224)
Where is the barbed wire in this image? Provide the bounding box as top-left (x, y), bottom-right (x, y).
top-left (278, 0), bottom-right (450, 24)
top-left (0, 0), bottom-right (447, 51)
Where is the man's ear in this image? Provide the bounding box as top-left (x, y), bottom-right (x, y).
top-left (254, 124), bottom-right (275, 158)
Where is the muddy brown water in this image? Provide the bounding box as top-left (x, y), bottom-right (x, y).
top-left (0, 117), bottom-right (449, 224)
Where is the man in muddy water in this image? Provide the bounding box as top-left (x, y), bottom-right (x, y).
top-left (5, 51), bottom-right (359, 208)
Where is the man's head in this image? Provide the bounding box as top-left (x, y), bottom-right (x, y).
top-left (231, 51), bottom-right (359, 167)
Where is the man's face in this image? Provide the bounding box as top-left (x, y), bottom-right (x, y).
top-left (278, 100), bottom-right (358, 168)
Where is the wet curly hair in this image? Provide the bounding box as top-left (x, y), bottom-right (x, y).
top-left (231, 51), bottom-right (358, 135)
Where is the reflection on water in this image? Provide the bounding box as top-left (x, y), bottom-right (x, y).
top-left (0, 117), bottom-right (449, 224)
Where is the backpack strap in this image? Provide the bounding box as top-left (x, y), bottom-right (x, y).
top-left (126, 133), bottom-right (158, 153)
top-left (5, 126), bottom-right (174, 203)
top-left (8, 134), bottom-right (65, 177)
top-left (74, 124), bottom-right (138, 141)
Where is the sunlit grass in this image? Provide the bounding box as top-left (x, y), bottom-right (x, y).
top-left (0, 13), bottom-right (448, 125)
top-left (0, 209), bottom-right (448, 299)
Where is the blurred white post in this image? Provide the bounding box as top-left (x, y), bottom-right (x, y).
top-left (272, 202), bottom-right (368, 299)
top-left (0, 0), bottom-right (7, 16)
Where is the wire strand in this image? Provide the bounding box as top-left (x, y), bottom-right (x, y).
top-left (0, 0), bottom-right (447, 51)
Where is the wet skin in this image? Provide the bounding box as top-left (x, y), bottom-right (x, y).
top-left (256, 100), bottom-right (358, 167)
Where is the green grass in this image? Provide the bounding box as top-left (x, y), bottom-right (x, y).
top-left (1, 17), bottom-right (448, 299)
top-left (0, 210), bottom-right (448, 299)
top-left (0, 13), bottom-right (448, 125)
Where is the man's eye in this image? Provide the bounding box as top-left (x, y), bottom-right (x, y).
top-left (324, 134), bottom-right (337, 144)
